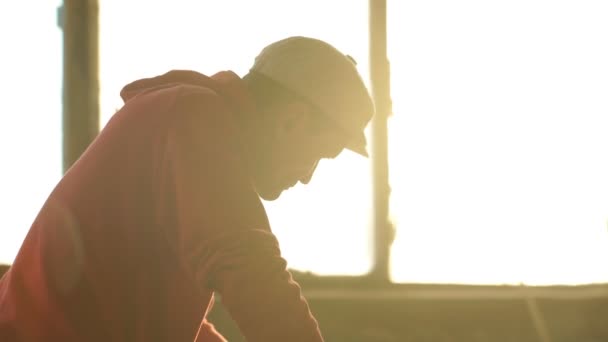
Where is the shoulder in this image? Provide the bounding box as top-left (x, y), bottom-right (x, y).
top-left (169, 84), bottom-right (235, 136)
top-left (122, 82), bottom-right (230, 118)
top-left (167, 84), bottom-right (242, 163)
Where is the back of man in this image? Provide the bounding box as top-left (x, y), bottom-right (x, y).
top-left (0, 70), bottom-right (323, 341)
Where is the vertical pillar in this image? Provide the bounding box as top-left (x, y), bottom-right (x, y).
top-left (369, 0), bottom-right (394, 282)
top-left (60, 0), bottom-right (99, 173)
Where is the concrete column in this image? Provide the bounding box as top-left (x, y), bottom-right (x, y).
top-left (60, 0), bottom-right (99, 173)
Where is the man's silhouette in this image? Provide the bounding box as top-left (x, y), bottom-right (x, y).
top-left (0, 36), bottom-right (374, 342)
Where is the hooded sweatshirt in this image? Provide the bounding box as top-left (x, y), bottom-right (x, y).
top-left (0, 70), bottom-right (324, 342)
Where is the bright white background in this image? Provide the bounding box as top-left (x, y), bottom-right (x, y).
top-left (0, 1), bottom-right (63, 264)
top-left (1, 0), bottom-right (607, 285)
top-left (388, 0), bottom-right (608, 284)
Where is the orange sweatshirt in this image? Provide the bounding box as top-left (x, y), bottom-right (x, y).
top-left (0, 70), bottom-right (324, 342)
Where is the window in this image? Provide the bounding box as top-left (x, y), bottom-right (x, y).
top-left (388, 0), bottom-right (608, 285)
top-left (99, 0), bottom-right (373, 275)
top-left (0, 2), bottom-right (63, 264)
top-left (9, 1), bottom-right (601, 286)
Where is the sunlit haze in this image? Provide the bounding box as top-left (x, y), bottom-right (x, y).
top-left (1, 0), bottom-right (607, 285)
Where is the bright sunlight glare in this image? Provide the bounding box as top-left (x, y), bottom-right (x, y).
top-left (1, 1), bottom-right (607, 286)
top-left (388, 0), bottom-right (608, 285)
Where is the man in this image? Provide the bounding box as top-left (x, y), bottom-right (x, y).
top-left (0, 36), bottom-right (374, 341)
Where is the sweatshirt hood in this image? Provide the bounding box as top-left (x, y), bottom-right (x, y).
top-left (120, 70), bottom-right (254, 114)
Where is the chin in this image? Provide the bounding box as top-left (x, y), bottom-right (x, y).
top-left (257, 187), bottom-right (285, 201)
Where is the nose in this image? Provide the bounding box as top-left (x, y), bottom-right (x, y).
top-left (299, 160), bottom-right (319, 184)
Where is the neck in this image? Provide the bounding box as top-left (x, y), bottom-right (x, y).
top-left (231, 86), bottom-right (268, 179)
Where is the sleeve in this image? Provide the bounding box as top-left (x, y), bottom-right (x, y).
top-left (165, 87), bottom-right (324, 342)
top-left (195, 319), bottom-right (227, 342)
